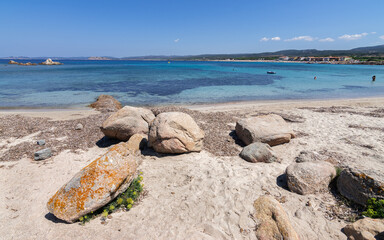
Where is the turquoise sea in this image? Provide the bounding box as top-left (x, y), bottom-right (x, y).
top-left (0, 60), bottom-right (383, 108)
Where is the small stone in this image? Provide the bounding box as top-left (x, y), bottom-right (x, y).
top-left (37, 140), bottom-right (46, 146)
top-left (75, 123), bottom-right (83, 130)
top-left (239, 142), bottom-right (279, 163)
top-left (34, 148), bottom-right (52, 160)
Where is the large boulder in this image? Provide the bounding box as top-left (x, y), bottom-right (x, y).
top-left (101, 106), bottom-right (155, 141)
top-left (148, 112), bottom-right (204, 154)
top-left (235, 114), bottom-right (295, 146)
top-left (8, 60), bottom-right (18, 64)
top-left (47, 142), bottom-right (137, 223)
top-left (343, 218), bottom-right (384, 240)
top-left (286, 161), bottom-right (336, 195)
top-left (89, 94), bottom-right (122, 112)
top-left (337, 168), bottom-right (384, 206)
top-left (253, 195), bottom-right (299, 240)
top-left (239, 142), bottom-right (279, 163)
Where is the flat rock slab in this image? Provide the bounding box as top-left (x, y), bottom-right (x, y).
top-left (337, 168), bottom-right (384, 206)
top-left (149, 112), bottom-right (204, 154)
top-left (235, 114), bottom-right (295, 146)
top-left (47, 142), bottom-right (137, 223)
top-left (286, 161), bottom-right (336, 195)
top-left (253, 195), bottom-right (299, 240)
top-left (101, 106), bottom-right (155, 141)
top-left (343, 218), bottom-right (384, 240)
top-left (239, 142), bottom-right (279, 163)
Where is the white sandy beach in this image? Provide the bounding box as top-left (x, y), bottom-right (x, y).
top-left (1, 97), bottom-right (384, 240)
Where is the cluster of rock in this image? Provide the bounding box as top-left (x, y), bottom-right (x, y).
top-left (236, 114), bottom-right (295, 163)
top-left (45, 96), bottom-right (383, 240)
top-left (47, 97), bottom-right (205, 223)
top-left (8, 58), bottom-right (62, 66)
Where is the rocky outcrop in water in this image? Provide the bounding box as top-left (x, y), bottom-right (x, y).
top-left (39, 58), bottom-right (63, 65)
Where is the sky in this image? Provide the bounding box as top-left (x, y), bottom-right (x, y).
top-left (1, 0), bottom-right (384, 57)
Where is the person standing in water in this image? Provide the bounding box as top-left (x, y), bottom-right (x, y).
top-left (372, 75), bottom-right (376, 82)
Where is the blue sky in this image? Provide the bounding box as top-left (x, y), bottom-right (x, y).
top-left (1, 0), bottom-right (384, 57)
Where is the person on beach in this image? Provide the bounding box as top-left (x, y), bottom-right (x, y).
top-left (372, 75), bottom-right (376, 82)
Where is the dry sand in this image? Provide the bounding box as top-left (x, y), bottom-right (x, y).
top-left (1, 97), bottom-right (384, 240)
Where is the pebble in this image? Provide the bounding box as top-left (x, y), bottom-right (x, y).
top-left (75, 123), bottom-right (83, 130)
top-left (34, 148), bottom-right (52, 160)
top-left (37, 140), bottom-right (46, 146)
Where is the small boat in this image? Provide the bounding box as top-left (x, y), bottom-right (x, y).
top-left (267, 71), bottom-right (276, 74)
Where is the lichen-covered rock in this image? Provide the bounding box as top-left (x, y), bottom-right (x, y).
top-left (47, 142), bottom-right (137, 223)
top-left (337, 168), bottom-right (384, 206)
top-left (101, 106), bottom-right (155, 141)
top-left (89, 94), bottom-right (122, 112)
top-left (286, 161), bottom-right (336, 195)
top-left (239, 142), bottom-right (279, 163)
top-left (253, 195), bottom-right (299, 240)
top-left (343, 218), bottom-right (384, 240)
top-left (235, 114), bottom-right (295, 146)
top-left (148, 112), bottom-right (204, 154)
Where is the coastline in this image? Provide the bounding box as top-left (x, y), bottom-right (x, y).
top-left (1, 96), bottom-right (384, 117)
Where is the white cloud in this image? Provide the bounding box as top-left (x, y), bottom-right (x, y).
top-left (380, 35), bottom-right (384, 40)
top-left (260, 37), bottom-right (269, 42)
top-left (371, 32), bottom-right (377, 34)
top-left (319, 37), bottom-right (335, 42)
top-left (339, 33), bottom-right (368, 40)
top-left (174, 38), bottom-right (180, 43)
top-left (271, 37), bottom-right (281, 41)
top-left (285, 36), bottom-right (315, 42)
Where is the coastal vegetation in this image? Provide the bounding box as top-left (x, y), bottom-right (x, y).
top-left (79, 173), bottom-right (145, 224)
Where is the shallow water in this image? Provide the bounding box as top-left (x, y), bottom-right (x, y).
top-left (0, 60), bottom-right (383, 107)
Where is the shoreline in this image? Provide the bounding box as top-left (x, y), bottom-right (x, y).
top-left (1, 96), bottom-right (384, 118)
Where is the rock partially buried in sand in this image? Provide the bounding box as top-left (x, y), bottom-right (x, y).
top-left (235, 114), bottom-right (295, 146)
top-left (34, 148), bottom-right (52, 160)
top-left (286, 161), bottom-right (336, 195)
top-left (47, 142), bottom-right (137, 223)
top-left (253, 195), bottom-right (299, 240)
top-left (343, 218), bottom-right (384, 240)
top-left (239, 142), bottom-right (279, 163)
top-left (126, 134), bottom-right (148, 154)
top-left (75, 123), bottom-right (83, 130)
top-left (39, 58), bottom-right (63, 65)
top-left (148, 112), bottom-right (204, 154)
top-left (337, 168), bottom-right (384, 206)
top-left (89, 94), bottom-right (122, 112)
top-left (101, 106), bottom-right (155, 141)
top-left (37, 140), bottom-right (46, 146)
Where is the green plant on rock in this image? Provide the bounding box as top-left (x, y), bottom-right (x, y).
top-left (362, 198), bottom-right (384, 218)
top-left (79, 172), bottom-right (145, 224)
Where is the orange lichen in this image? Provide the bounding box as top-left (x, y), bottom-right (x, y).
top-left (47, 143), bottom-right (136, 222)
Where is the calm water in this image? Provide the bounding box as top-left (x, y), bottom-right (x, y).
top-left (0, 60), bottom-right (383, 108)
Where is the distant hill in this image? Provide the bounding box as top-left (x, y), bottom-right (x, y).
top-left (2, 44), bottom-right (384, 61)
